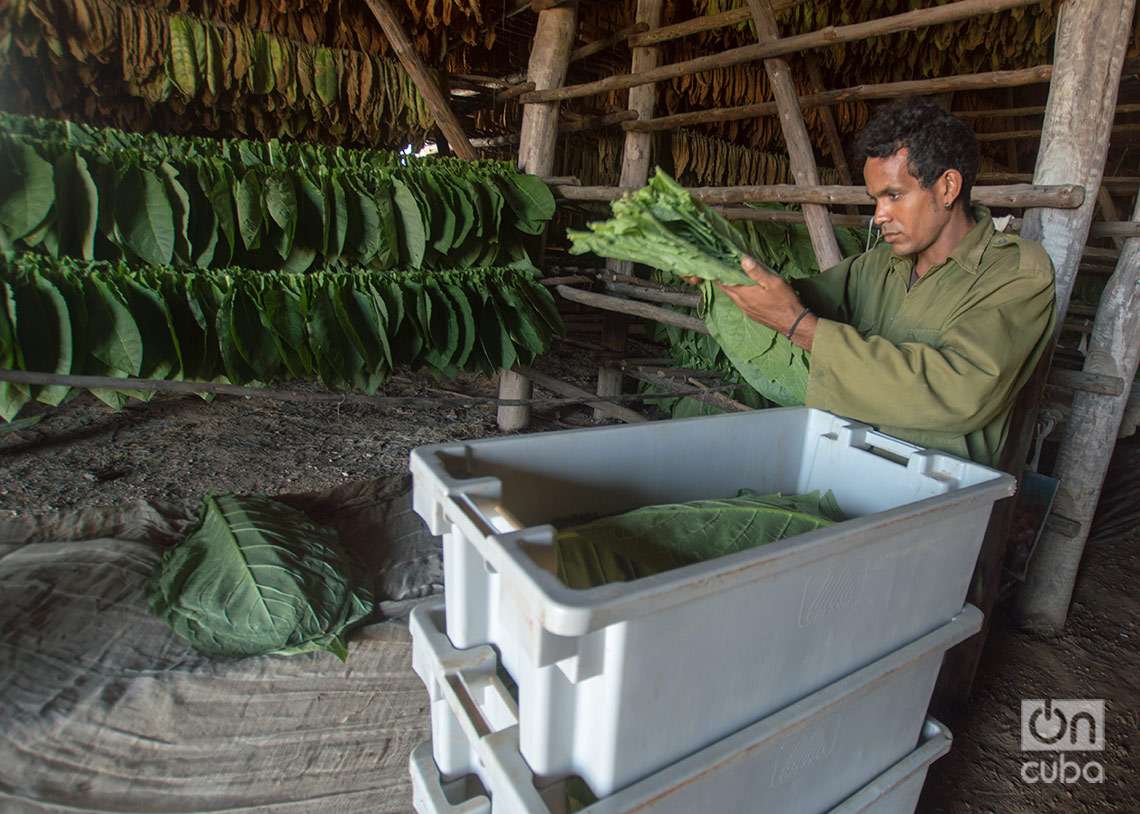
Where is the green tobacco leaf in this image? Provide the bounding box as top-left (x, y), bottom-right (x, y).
top-left (294, 169), bottom-right (327, 257)
top-left (149, 493), bottom-right (374, 659)
top-left (391, 179), bottom-right (424, 269)
top-left (260, 277), bottom-right (312, 379)
top-left (0, 281), bottom-right (29, 421)
top-left (344, 179), bottom-right (381, 264)
top-left (314, 48), bottom-right (339, 106)
top-left (324, 174), bottom-right (348, 259)
top-left (498, 174), bottom-right (555, 235)
top-left (120, 275), bottom-right (181, 383)
top-left (14, 271), bottom-right (72, 406)
top-left (443, 284), bottom-right (475, 369)
top-left (53, 152), bottom-right (98, 260)
top-left (556, 490), bottom-right (844, 589)
top-left (265, 172), bottom-right (298, 260)
top-left (703, 283), bottom-right (807, 407)
top-left (116, 167), bottom-right (175, 266)
top-left (422, 281), bottom-right (459, 372)
top-left (235, 171), bottom-right (265, 251)
top-left (167, 15), bottom-right (199, 98)
top-left (0, 142), bottom-right (55, 240)
top-left (159, 162), bottom-right (194, 265)
top-left (86, 276), bottom-right (143, 377)
top-left (230, 278), bottom-right (281, 381)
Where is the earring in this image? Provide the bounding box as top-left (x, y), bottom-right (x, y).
top-left (944, 202), bottom-right (953, 210)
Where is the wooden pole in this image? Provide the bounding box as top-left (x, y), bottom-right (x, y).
top-left (570, 22), bottom-right (649, 63)
top-left (932, 0), bottom-right (1136, 719)
top-left (624, 66), bottom-right (1054, 132)
top-left (498, 3), bottom-right (578, 432)
top-left (516, 366), bottom-right (649, 424)
top-left (956, 101), bottom-right (1140, 118)
top-left (747, 0), bottom-right (841, 269)
top-left (628, 0), bottom-right (804, 48)
top-left (1017, 198), bottom-right (1139, 631)
top-left (521, 0), bottom-right (1042, 104)
top-left (978, 172), bottom-right (1140, 193)
top-left (363, 0), bottom-right (477, 160)
top-left (557, 286), bottom-right (710, 334)
top-left (975, 123), bottom-right (1140, 142)
top-left (596, 0), bottom-right (665, 419)
top-left (556, 182), bottom-right (1084, 208)
top-left (805, 54), bottom-right (854, 187)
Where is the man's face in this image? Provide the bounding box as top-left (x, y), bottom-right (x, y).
top-left (863, 148), bottom-right (948, 257)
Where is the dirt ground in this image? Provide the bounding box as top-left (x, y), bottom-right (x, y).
top-left (1, 333), bottom-right (1137, 814)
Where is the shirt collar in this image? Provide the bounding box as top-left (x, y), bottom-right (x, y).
top-left (887, 205), bottom-right (995, 277)
top-left (948, 205), bottom-right (995, 275)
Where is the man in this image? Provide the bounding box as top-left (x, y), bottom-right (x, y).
top-left (713, 98), bottom-right (1057, 467)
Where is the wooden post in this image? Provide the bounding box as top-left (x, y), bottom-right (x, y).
top-left (745, 0), bottom-right (840, 269)
top-left (364, 0), bottom-right (477, 160)
top-left (1016, 197), bottom-right (1140, 632)
top-left (931, 0), bottom-right (1136, 718)
top-left (497, 3), bottom-right (578, 432)
top-left (596, 0), bottom-right (665, 419)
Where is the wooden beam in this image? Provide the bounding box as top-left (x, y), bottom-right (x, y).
top-left (976, 123), bottom-right (1140, 142)
top-left (979, 172), bottom-right (1139, 193)
top-left (624, 65), bottom-right (1054, 132)
top-left (470, 111), bottom-right (638, 148)
top-left (747, 0), bottom-right (841, 270)
top-left (556, 182), bottom-right (1084, 208)
top-left (1092, 220), bottom-right (1140, 238)
top-left (521, 0), bottom-right (1042, 104)
top-left (603, 280), bottom-right (701, 308)
top-left (1096, 186), bottom-right (1127, 251)
top-left (628, 0), bottom-right (805, 48)
top-left (364, 0), bottom-right (477, 160)
top-left (516, 366), bottom-right (649, 424)
top-left (557, 285), bottom-right (710, 334)
top-left (498, 2), bottom-right (579, 432)
top-left (1047, 369), bottom-right (1128, 397)
top-left (956, 101), bottom-right (1140, 118)
top-left (571, 22), bottom-right (649, 63)
top-left (620, 365), bottom-right (752, 413)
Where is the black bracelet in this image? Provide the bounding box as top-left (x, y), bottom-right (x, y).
top-left (786, 307), bottom-right (812, 340)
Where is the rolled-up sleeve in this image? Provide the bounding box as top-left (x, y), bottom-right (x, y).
top-left (805, 270), bottom-right (1055, 435)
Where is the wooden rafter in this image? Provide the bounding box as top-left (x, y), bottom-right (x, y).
top-left (364, 0), bottom-right (477, 159)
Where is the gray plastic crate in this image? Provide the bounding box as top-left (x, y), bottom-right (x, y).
top-left (411, 408), bottom-right (1012, 794)
top-left (408, 597), bottom-right (975, 814)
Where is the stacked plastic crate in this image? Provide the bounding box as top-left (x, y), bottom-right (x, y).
top-left (407, 408), bottom-right (1014, 813)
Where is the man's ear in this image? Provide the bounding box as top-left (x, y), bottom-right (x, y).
top-left (942, 169), bottom-right (965, 208)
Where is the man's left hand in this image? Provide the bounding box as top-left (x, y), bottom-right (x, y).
top-left (718, 256), bottom-right (807, 336)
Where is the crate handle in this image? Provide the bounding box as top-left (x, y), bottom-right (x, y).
top-left (440, 671), bottom-right (520, 745)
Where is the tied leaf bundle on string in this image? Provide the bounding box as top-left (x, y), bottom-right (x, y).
top-left (567, 169), bottom-right (812, 407)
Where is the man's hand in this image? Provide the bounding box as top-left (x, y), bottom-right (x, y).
top-left (718, 257), bottom-right (817, 350)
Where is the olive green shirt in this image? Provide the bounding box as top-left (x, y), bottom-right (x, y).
top-left (794, 207), bottom-right (1056, 467)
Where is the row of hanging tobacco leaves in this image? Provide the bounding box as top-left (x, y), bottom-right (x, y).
top-left (0, 113), bottom-right (553, 273)
top-left (0, 0), bottom-right (438, 146)
top-left (0, 114), bottom-right (563, 421)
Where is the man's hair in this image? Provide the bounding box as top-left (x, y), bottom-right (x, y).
top-left (855, 97), bottom-right (979, 209)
